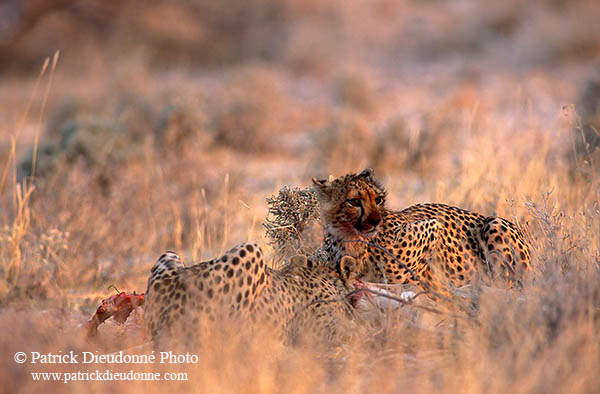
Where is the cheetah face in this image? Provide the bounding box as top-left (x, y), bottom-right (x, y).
top-left (312, 168), bottom-right (386, 240)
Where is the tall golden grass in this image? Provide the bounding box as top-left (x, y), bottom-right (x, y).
top-left (1, 1), bottom-right (600, 393)
top-left (1, 73), bottom-right (598, 393)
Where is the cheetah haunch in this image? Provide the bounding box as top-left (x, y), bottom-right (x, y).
top-left (144, 243), bottom-right (360, 348)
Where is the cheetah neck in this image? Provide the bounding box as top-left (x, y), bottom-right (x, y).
top-left (324, 226), bottom-right (366, 258)
top-left (322, 211), bottom-right (401, 280)
top-left (323, 228), bottom-right (386, 283)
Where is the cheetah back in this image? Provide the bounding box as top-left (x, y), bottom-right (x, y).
top-left (314, 169), bottom-right (531, 293)
top-left (144, 243), bottom-right (357, 348)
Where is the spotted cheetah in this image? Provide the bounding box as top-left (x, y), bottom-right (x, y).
top-left (312, 168), bottom-right (531, 295)
top-left (144, 243), bottom-right (359, 348)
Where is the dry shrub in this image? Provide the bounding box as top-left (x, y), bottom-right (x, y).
top-left (571, 67), bottom-right (600, 177)
top-left (212, 67), bottom-right (289, 152)
top-left (214, 101), bottom-right (271, 151)
top-left (336, 74), bottom-right (376, 113)
top-left (114, 95), bottom-right (156, 143)
top-left (59, 118), bottom-right (142, 167)
top-left (18, 94), bottom-right (213, 196)
top-left (0, 226), bottom-right (69, 304)
top-left (263, 186), bottom-right (322, 263)
top-left (19, 116), bottom-right (147, 196)
top-left (372, 109), bottom-right (461, 177)
top-left (311, 100), bottom-right (463, 179)
top-left (0, 177), bottom-right (72, 304)
top-left (17, 98), bottom-right (143, 181)
top-left (0, 0), bottom-right (292, 72)
top-left (154, 101), bottom-right (209, 154)
top-left (310, 114), bottom-right (375, 175)
top-left (412, 0), bottom-right (600, 68)
top-left (17, 143), bottom-right (59, 180)
top-left (1, 1), bottom-right (600, 392)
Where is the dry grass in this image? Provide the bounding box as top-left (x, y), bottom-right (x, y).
top-left (1, 0), bottom-right (600, 393)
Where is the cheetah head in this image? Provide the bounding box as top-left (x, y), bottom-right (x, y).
top-left (312, 168), bottom-right (386, 241)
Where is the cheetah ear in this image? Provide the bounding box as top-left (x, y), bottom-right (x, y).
top-left (312, 177), bottom-right (332, 200)
top-left (312, 177), bottom-right (327, 186)
top-left (290, 254), bottom-right (314, 273)
top-left (358, 168), bottom-right (374, 178)
top-left (290, 254), bottom-right (308, 268)
top-left (339, 256), bottom-right (358, 285)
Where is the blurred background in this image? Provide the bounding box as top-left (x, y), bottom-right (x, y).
top-left (2, 0), bottom-right (600, 329)
top-left (1, 0), bottom-right (599, 184)
top-left (1, 1), bottom-right (600, 392)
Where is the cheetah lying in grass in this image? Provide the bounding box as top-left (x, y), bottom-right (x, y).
top-left (312, 168), bottom-right (531, 295)
top-left (143, 243), bottom-right (362, 348)
top-left (90, 169), bottom-right (529, 345)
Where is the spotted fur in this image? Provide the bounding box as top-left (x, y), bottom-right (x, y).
top-left (312, 168), bottom-right (531, 294)
top-left (144, 243), bottom-right (358, 348)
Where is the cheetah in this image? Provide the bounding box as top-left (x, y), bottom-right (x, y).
top-left (312, 168), bottom-right (531, 295)
top-left (144, 243), bottom-right (360, 348)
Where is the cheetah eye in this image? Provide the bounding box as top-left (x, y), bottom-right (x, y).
top-left (375, 196), bottom-right (384, 205)
top-left (347, 198), bottom-right (361, 207)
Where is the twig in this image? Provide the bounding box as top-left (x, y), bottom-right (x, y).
top-left (342, 239), bottom-right (481, 319)
top-left (302, 287), bottom-right (480, 325)
top-left (342, 239), bottom-right (446, 300)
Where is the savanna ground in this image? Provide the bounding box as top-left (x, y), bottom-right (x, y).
top-left (1, 0), bottom-right (600, 393)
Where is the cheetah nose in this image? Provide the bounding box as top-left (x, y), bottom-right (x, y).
top-left (367, 215), bottom-right (381, 227)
